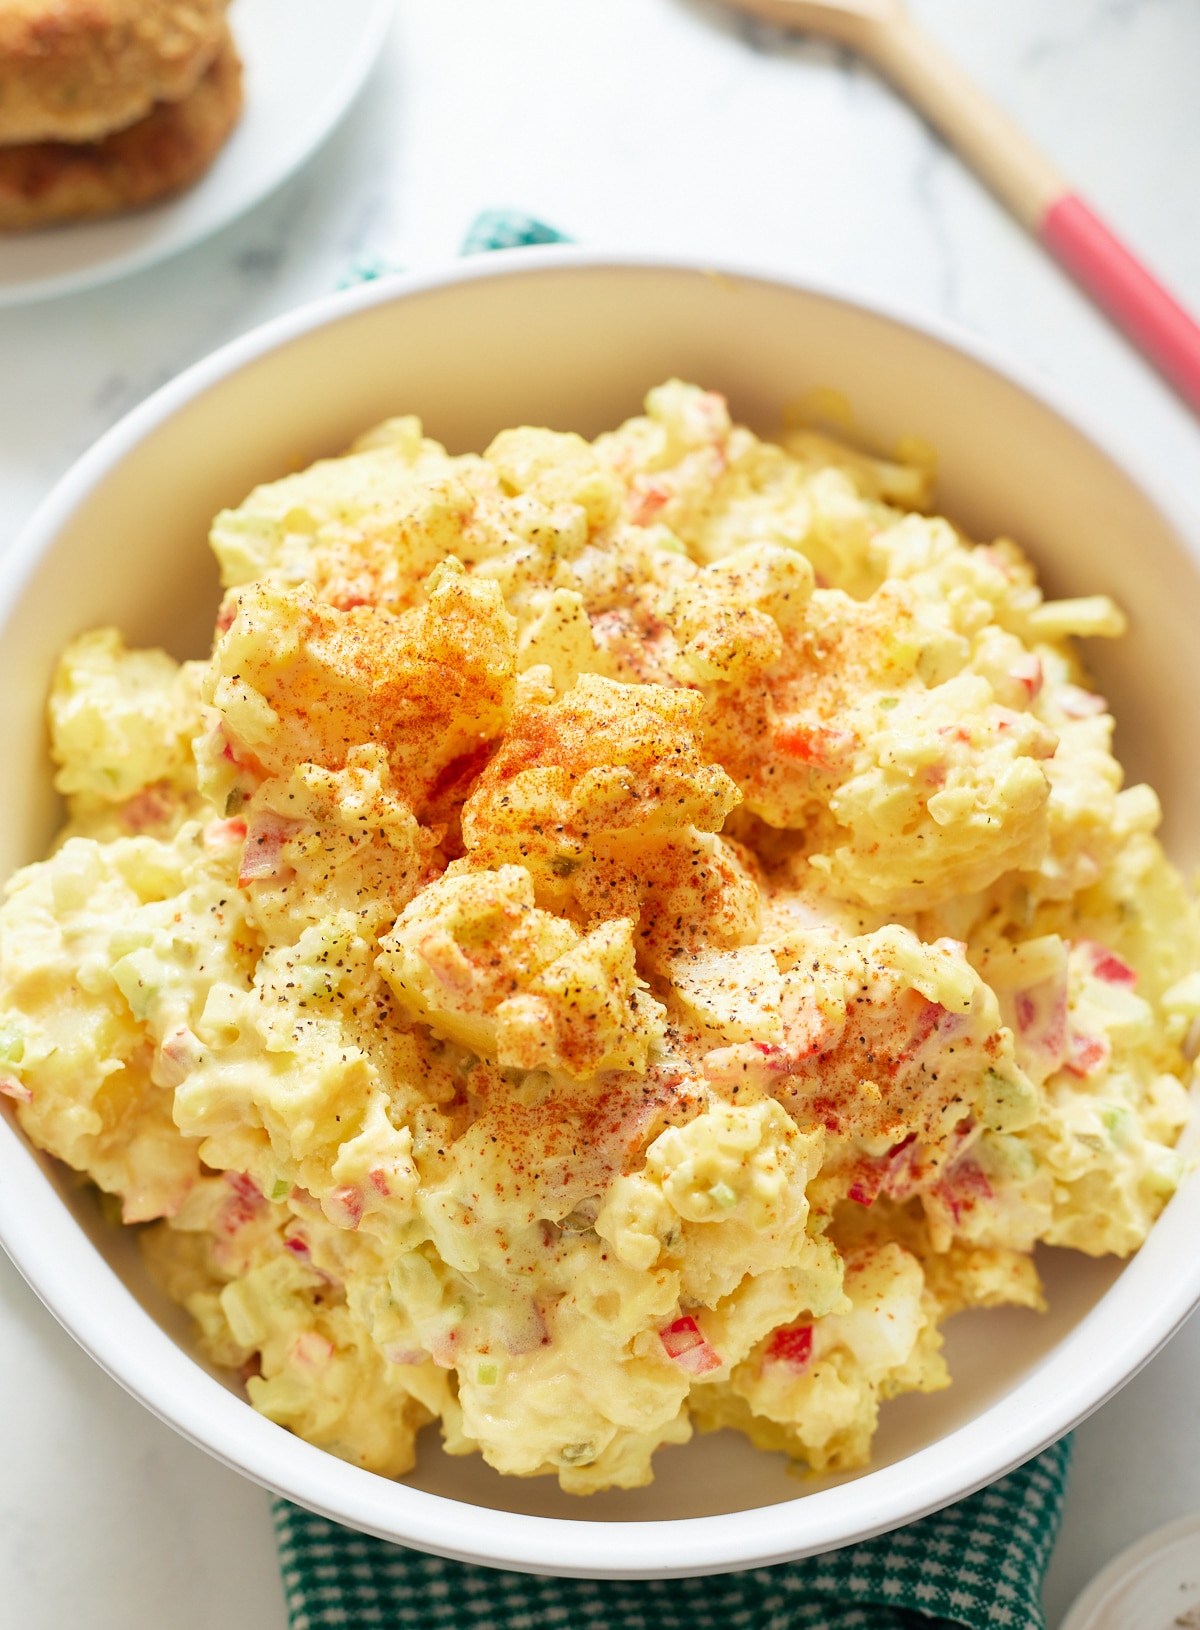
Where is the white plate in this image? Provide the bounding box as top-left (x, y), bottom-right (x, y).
top-left (1060, 1513), bottom-right (1200, 1630)
top-left (0, 0), bottom-right (396, 306)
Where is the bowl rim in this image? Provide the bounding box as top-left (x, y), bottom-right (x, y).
top-left (2, 245), bottom-right (1200, 1578)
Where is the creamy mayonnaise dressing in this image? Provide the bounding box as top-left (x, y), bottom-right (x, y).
top-left (1, 382), bottom-right (1195, 1491)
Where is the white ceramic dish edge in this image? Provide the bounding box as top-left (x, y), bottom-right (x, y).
top-left (2, 248), bottom-right (1200, 1577)
top-left (1059, 1512), bottom-right (1200, 1630)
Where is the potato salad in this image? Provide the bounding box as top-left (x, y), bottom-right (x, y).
top-left (2, 381), bottom-right (1197, 1493)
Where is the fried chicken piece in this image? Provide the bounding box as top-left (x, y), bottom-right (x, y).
top-left (0, 0), bottom-right (229, 144)
top-left (0, 28), bottom-right (240, 230)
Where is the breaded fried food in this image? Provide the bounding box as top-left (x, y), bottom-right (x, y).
top-left (0, 0), bottom-right (230, 144)
top-left (0, 30), bottom-right (240, 229)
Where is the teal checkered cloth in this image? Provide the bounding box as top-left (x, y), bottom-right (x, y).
top-left (340, 210), bottom-right (570, 288)
top-left (461, 209), bottom-right (570, 255)
top-left (271, 1435), bottom-right (1071, 1630)
top-left (300, 208), bottom-right (1072, 1628)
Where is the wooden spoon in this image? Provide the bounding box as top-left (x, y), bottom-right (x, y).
top-left (719, 0), bottom-right (1200, 415)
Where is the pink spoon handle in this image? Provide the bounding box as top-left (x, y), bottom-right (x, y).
top-left (731, 3), bottom-right (1200, 413)
top-left (1041, 194), bottom-right (1200, 415)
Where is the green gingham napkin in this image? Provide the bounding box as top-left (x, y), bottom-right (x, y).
top-left (275, 211), bottom-right (1073, 1630)
top-left (271, 1435), bottom-right (1071, 1630)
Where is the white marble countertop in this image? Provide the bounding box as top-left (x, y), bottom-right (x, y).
top-left (3, 2), bottom-right (1200, 1625)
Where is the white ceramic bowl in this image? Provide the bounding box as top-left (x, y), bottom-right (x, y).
top-left (2, 250), bottom-right (1200, 1578)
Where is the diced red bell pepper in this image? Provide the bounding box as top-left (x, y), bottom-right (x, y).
top-left (1064, 1029), bottom-right (1110, 1078)
top-left (845, 1132), bottom-right (919, 1207)
top-left (763, 1323), bottom-right (813, 1372)
top-left (1078, 941), bottom-right (1137, 989)
top-left (325, 1184), bottom-right (364, 1230)
top-left (203, 816), bottom-right (247, 856)
top-left (660, 1315), bottom-right (721, 1375)
top-left (238, 812), bottom-right (301, 886)
top-left (934, 1156), bottom-right (993, 1225)
top-left (215, 1169), bottom-right (264, 1235)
